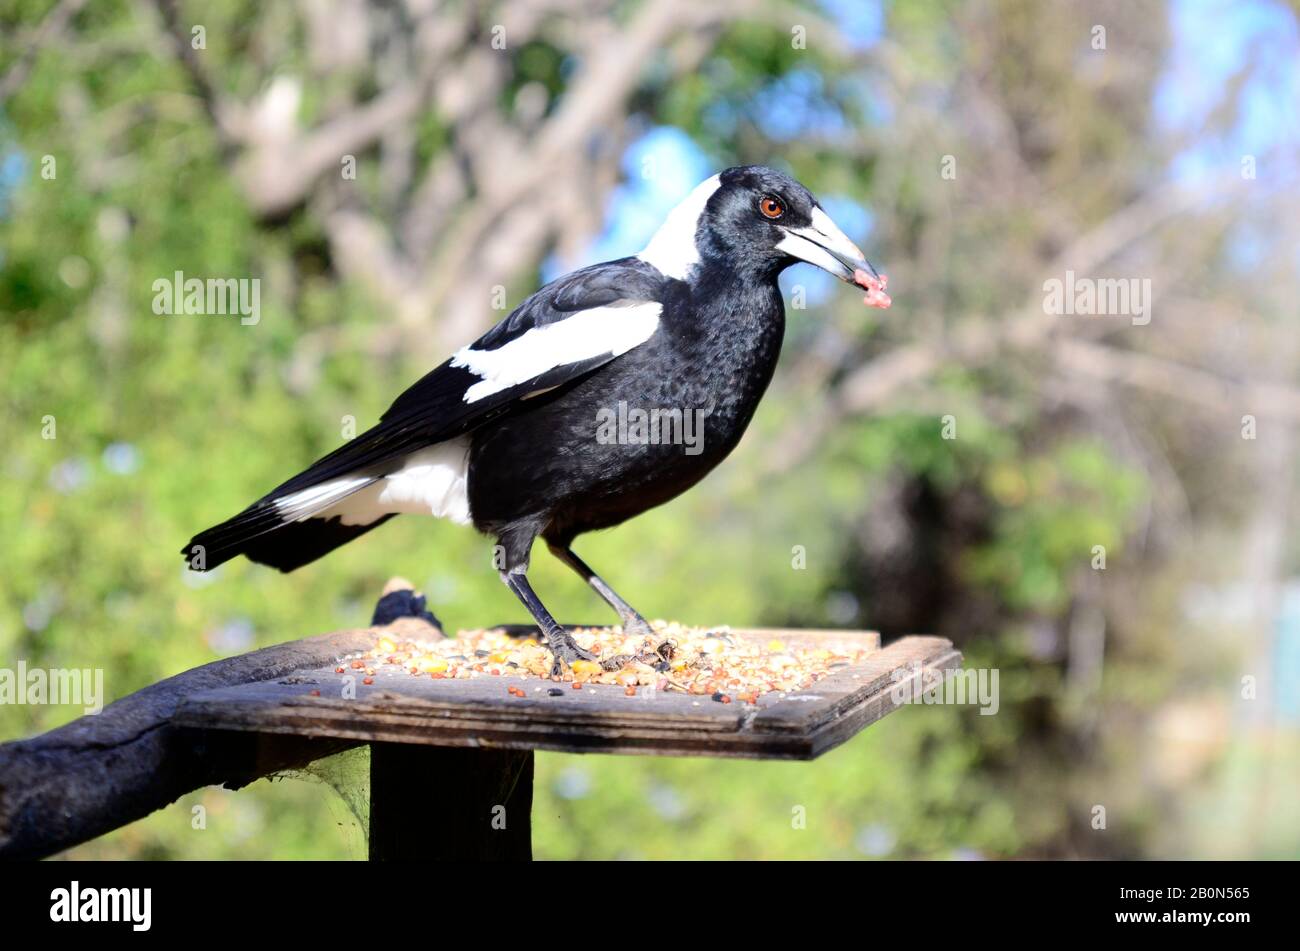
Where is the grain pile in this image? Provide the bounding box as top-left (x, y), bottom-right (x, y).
top-left (348, 622), bottom-right (874, 704)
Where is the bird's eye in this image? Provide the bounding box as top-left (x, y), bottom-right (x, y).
top-left (758, 196), bottom-right (785, 220)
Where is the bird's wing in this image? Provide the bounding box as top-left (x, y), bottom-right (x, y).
top-left (253, 256), bottom-right (666, 500)
top-left (183, 258), bottom-right (668, 566)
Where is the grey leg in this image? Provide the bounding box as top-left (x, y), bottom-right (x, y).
top-left (547, 543), bottom-right (654, 637)
top-left (500, 569), bottom-right (597, 677)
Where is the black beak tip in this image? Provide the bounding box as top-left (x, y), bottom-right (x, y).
top-left (857, 258), bottom-right (882, 282)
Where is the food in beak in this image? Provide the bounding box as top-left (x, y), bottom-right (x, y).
top-left (854, 269), bottom-right (891, 309)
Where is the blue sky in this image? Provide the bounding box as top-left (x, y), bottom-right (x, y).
top-left (1155, 0), bottom-right (1300, 181)
top-left (557, 0), bottom-right (1299, 286)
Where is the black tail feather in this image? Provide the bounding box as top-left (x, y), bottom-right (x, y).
top-left (183, 507), bottom-right (395, 573)
top-left (241, 514), bottom-right (396, 572)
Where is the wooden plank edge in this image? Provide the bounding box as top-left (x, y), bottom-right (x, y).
top-left (803, 646), bottom-right (964, 759)
top-left (172, 641), bottom-right (961, 761)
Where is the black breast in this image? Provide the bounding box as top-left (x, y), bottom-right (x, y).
top-left (467, 274), bottom-right (786, 544)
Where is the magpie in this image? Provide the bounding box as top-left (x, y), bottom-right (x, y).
top-left (183, 165), bottom-right (890, 675)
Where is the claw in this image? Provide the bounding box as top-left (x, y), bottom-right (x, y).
top-left (621, 615), bottom-right (656, 638)
top-left (599, 653), bottom-right (634, 672)
top-left (545, 628), bottom-right (596, 678)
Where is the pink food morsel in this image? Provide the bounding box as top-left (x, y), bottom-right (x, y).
top-left (853, 268), bottom-right (891, 309)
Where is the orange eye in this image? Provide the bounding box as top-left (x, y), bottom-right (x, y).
top-left (759, 196), bottom-right (785, 219)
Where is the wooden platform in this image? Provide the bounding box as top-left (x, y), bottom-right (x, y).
top-left (174, 628), bottom-right (960, 761)
top-left (0, 588), bottom-right (961, 860)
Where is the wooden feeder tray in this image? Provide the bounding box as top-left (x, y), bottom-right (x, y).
top-left (175, 626), bottom-right (959, 761)
top-left (0, 589), bottom-right (958, 862)
top-left (172, 624), bottom-right (959, 861)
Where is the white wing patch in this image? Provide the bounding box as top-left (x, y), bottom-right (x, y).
top-left (330, 438), bottom-right (473, 526)
top-left (637, 174), bottom-right (721, 280)
top-left (369, 438), bottom-right (472, 525)
top-left (275, 475), bottom-right (373, 522)
top-left (451, 301), bottom-right (662, 403)
top-left (276, 437), bottom-right (473, 527)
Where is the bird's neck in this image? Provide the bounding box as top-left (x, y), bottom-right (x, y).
top-left (686, 257), bottom-right (783, 300)
top-left (665, 263), bottom-right (786, 356)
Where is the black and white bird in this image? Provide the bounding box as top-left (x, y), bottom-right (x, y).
top-left (184, 165), bottom-right (890, 674)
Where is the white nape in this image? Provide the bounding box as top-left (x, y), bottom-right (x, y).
top-left (637, 174), bottom-right (721, 280)
top-left (451, 301), bottom-right (662, 403)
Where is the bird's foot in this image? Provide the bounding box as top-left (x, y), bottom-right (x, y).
top-left (598, 616), bottom-right (669, 671)
top-left (620, 614), bottom-right (655, 638)
top-left (599, 653), bottom-right (634, 671)
top-left (545, 628), bottom-right (598, 678)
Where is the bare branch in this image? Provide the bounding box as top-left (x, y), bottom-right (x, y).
top-left (152, 0), bottom-right (243, 151)
top-left (1054, 339), bottom-right (1300, 422)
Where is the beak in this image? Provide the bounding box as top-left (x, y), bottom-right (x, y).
top-left (776, 206), bottom-right (882, 285)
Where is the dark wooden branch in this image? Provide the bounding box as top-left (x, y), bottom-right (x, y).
top-left (0, 628), bottom-right (380, 860)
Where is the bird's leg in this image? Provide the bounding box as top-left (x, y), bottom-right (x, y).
top-left (500, 568), bottom-right (596, 678)
top-left (547, 543), bottom-right (655, 640)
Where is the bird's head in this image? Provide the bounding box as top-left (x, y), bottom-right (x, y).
top-left (641, 165), bottom-right (890, 308)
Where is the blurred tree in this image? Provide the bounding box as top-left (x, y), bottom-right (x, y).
top-left (2, 0), bottom-right (1297, 859)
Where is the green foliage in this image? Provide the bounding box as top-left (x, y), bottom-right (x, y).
top-left (3, 0), bottom-right (1294, 861)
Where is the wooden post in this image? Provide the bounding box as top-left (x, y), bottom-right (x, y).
top-left (368, 743), bottom-right (534, 861)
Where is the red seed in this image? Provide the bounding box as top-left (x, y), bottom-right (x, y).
top-left (335, 666), bottom-right (345, 674)
top-left (363, 677), bottom-right (374, 685)
top-left (309, 690), bottom-right (321, 697)
top-left (571, 682), bottom-right (582, 690)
